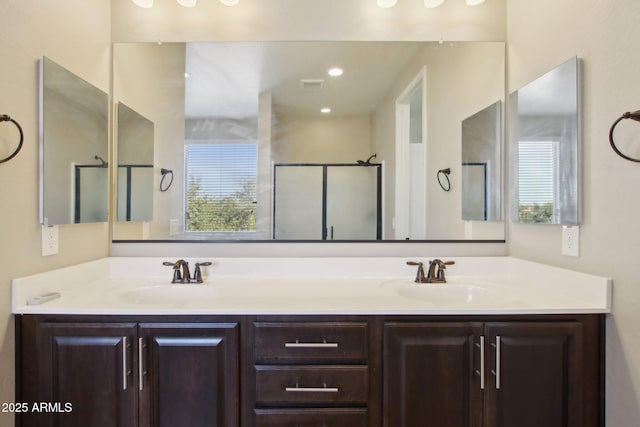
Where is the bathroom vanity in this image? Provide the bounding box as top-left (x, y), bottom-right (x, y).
top-left (13, 257), bottom-right (610, 427)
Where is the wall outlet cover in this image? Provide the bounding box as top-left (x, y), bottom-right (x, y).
top-left (562, 225), bottom-right (579, 257)
top-left (41, 225), bottom-right (59, 256)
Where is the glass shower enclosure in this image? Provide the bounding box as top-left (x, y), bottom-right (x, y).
top-left (273, 163), bottom-right (382, 240)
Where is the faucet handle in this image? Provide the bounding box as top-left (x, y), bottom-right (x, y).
top-left (193, 262), bottom-right (212, 284)
top-left (406, 261), bottom-right (426, 283)
top-left (429, 259), bottom-right (455, 282)
top-left (163, 261), bottom-right (182, 283)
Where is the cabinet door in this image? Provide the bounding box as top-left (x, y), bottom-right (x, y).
top-left (383, 322), bottom-right (484, 427)
top-left (30, 322), bottom-right (138, 427)
top-left (484, 322), bottom-right (583, 427)
top-left (138, 323), bottom-right (239, 427)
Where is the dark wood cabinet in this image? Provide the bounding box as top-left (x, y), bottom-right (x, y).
top-left (17, 313), bottom-right (602, 427)
top-left (138, 323), bottom-right (239, 427)
top-left (250, 320), bottom-right (374, 427)
top-left (383, 322), bottom-right (484, 427)
top-left (383, 319), bottom-right (601, 427)
top-left (484, 322), bottom-right (584, 427)
top-left (19, 322), bottom-right (138, 427)
top-left (18, 317), bottom-right (239, 427)
top-left (254, 408), bottom-right (368, 427)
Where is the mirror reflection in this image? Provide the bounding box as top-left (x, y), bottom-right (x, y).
top-left (461, 101), bottom-right (502, 222)
top-left (40, 57), bottom-right (109, 225)
top-left (112, 41), bottom-right (505, 241)
top-left (511, 57), bottom-right (580, 225)
top-left (116, 102), bottom-right (154, 223)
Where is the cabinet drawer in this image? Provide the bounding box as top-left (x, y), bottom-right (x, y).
top-left (254, 322), bottom-right (368, 363)
top-left (255, 408), bottom-right (367, 427)
top-left (255, 366), bottom-right (368, 406)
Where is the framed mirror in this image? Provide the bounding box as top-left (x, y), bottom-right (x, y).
top-left (112, 41), bottom-right (505, 242)
top-left (510, 57), bottom-right (580, 225)
top-left (39, 57), bottom-right (109, 225)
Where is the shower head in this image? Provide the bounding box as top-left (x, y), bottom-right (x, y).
top-left (357, 154), bottom-right (377, 165)
top-left (94, 155), bottom-right (108, 167)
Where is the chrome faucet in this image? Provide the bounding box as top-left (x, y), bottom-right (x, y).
top-left (162, 260), bottom-right (212, 284)
top-left (407, 259), bottom-right (455, 283)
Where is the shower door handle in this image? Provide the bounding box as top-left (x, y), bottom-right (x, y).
top-left (325, 226), bottom-right (334, 240)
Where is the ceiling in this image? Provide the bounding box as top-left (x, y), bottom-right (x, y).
top-left (184, 41), bottom-right (425, 119)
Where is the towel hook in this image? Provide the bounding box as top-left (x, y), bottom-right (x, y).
top-left (0, 114), bottom-right (24, 164)
top-left (609, 110), bottom-right (640, 162)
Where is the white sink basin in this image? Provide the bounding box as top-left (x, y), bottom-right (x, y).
top-left (398, 283), bottom-right (501, 304)
top-left (381, 278), bottom-right (518, 306)
top-left (118, 284), bottom-right (218, 306)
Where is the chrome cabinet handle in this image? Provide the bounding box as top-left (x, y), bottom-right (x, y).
top-left (284, 340), bottom-right (338, 348)
top-left (475, 336), bottom-right (485, 390)
top-left (138, 337), bottom-right (145, 391)
top-left (490, 335), bottom-right (501, 389)
top-left (122, 337), bottom-right (128, 390)
top-left (285, 386), bottom-right (339, 393)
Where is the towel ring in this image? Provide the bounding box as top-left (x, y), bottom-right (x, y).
top-left (0, 115), bottom-right (24, 164)
top-left (609, 110), bottom-right (640, 162)
top-left (437, 168), bottom-right (451, 192)
top-left (160, 168), bottom-right (174, 192)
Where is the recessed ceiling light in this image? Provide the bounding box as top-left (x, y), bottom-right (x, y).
top-left (320, 108), bottom-right (332, 114)
top-left (220, 0), bottom-right (239, 5)
top-left (328, 68), bottom-right (344, 77)
top-left (177, 0), bottom-right (197, 6)
top-left (466, 0), bottom-right (485, 5)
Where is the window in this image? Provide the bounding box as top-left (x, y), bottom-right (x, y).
top-left (185, 143), bottom-right (257, 233)
top-left (517, 140), bottom-right (557, 223)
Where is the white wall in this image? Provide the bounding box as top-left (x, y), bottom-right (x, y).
top-left (112, 43), bottom-right (186, 239)
top-left (507, 0), bottom-right (640, 424)
top-left (111, 0), bottom-right (506, 43)
top-left (373, 42), bottom-right (505, 240)
top-left (273, 114), bottom-right (373, 164)
top-left (0, 1), bottom-right (111, 425)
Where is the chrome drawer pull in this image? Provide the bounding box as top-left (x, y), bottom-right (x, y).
top-left (138, 337), bottom-right (145, 391)
top-left (122, 337), bottom-right (128, 390)
top-left (284, 340), bottom-right (338, 349)
top-left (285, 386), bottom-right (339, 393)
top-left (476, 336), bottom-right (485, 390)
top-left (495, 335), bottom-right (501, 390)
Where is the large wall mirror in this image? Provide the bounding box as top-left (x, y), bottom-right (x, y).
top-left (510, 57), bottom-right (580, 225)
top-left (39, 57), bottom-right (109, 225)
top-left (112, 41), bottom-right (505, 242)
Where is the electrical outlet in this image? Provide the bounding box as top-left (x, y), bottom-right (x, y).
top-left (41, 225), bottom-right (59, 256)
top-left (562, 226), bottom-right (579, 257)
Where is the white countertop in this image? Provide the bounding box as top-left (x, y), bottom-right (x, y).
top-left (12, 257), bottom-right (612, 315)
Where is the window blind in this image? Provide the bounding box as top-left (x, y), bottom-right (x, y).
top-left (185, 143), bottom-right (257, 232)
top-left (518, 140), bottom-right (555, 205)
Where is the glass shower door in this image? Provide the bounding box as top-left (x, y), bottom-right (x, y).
top-left (326, 166), bottom-right (379, 240)
top-left (273, 165), bottom-right (323, 239)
